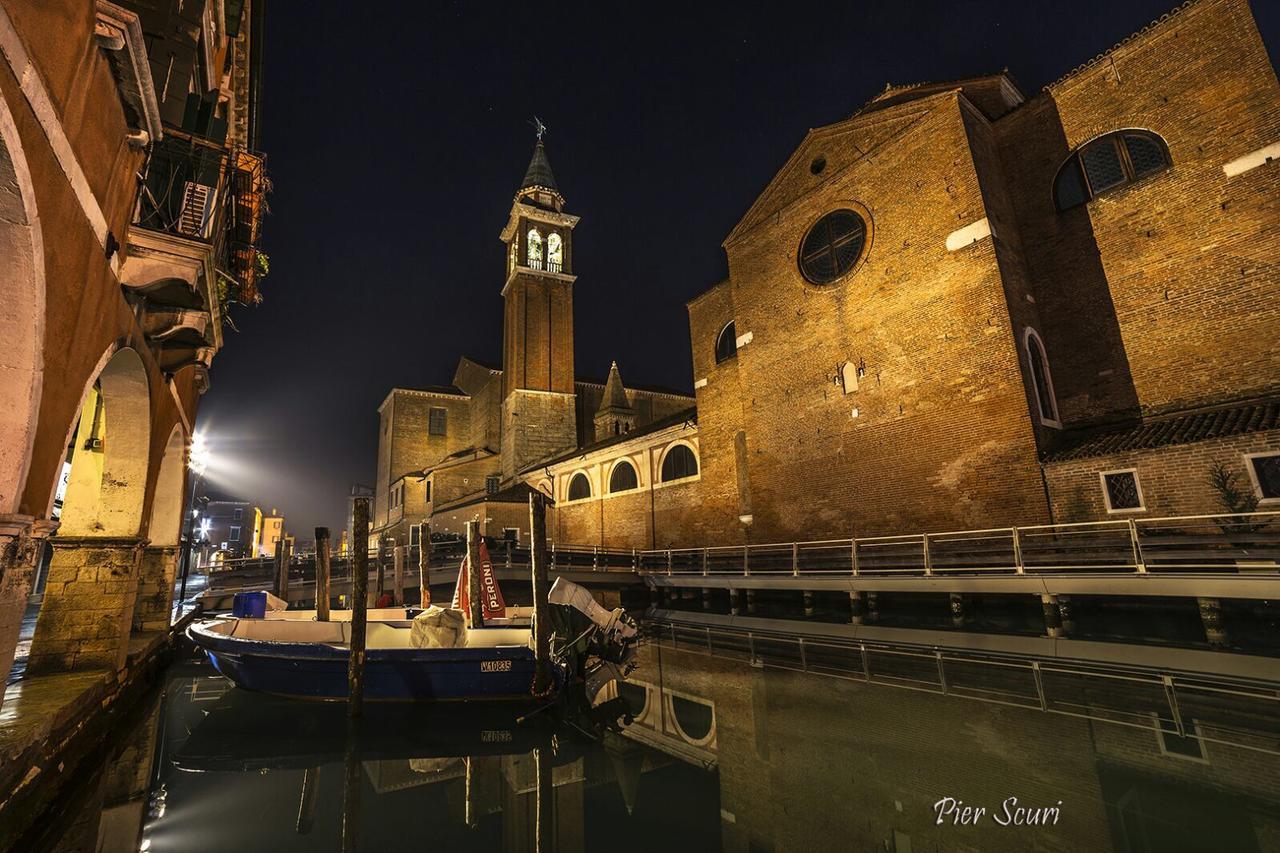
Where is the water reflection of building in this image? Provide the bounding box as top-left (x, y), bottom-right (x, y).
top-left (635, 643), bottom-right (1280, 853)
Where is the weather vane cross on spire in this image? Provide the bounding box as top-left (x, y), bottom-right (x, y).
top-left (531, 115), bottom-right (547, 142)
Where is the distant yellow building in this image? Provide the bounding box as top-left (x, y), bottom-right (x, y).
top-left (257, 509), bottom-right (286, 557)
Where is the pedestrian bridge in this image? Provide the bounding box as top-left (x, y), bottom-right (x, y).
top-left (638, 511), bottom-right (1280, 600)
top-left (200, 540), bottom-right (641, 609)
top-left (199, 511), bottom-right (1280, 609)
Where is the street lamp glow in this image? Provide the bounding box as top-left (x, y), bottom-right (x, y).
top-left (189, 431), bottom-right (210, 477)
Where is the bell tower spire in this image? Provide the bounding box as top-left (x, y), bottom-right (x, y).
top-left (498, 120), bottom-right (581, 478)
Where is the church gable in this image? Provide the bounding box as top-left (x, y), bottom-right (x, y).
top-left (724, 102), bottom-right (940, 247)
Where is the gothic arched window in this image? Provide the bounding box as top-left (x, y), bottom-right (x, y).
top-left (715, 322), bottom-right (737, 364)
top-left (567, 472), bottom-right (591, 501)
top-left (547, 232), bottom-right (563, 273)
top-left (1025, 329), bottom-right (1060, 427)
top-left (1054, 130), bottom-right (1171, 211)
top-left (527, 228), bottom-right (544, 270)
top-left (661, 444), bottom-right (699, 482)
top-left (609, 460), bottom-right (638, 493)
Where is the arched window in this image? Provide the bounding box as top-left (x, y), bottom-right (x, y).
top-left (1025, 329), bottom-right (1060, 427)
top-left (567, 472), bottom-right (591, 501)
top-left (547, 232), bottom-right (563, 272)
top-left (1054, 130), bottom-right (1170, 211)
top-left (527, 228), bottom-right (544, 269)
top-left (661, 444), bottom-right (699, 482)
top-left (715, 322), bottom-right (737, 364)
top-left (609, 460), bottom-right (638, 493)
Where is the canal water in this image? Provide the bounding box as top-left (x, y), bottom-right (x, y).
top-left (29, 639), bottom-right (1280, 852)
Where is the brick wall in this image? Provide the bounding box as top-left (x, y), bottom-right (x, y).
top-left (1011, 0), bottom-right (1280, 423)
top-left (718, 95), bottom-right (1050, 542)
top-left (501, 390), bottom-right (577, 478)
top-left (687, 281), bottom-right (752, 546)
top-left (1045, 432), bottom-right (1280, 521)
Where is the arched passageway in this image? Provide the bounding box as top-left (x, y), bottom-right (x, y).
top-left (0, 95), bottom-right (46, 691)
top-left (27, 347), bottom-right (154, 675)
top-left (134, 425), bottom-right (186, 634)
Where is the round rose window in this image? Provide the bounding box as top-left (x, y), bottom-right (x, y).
top-left (798, 209), bottom-right (866, 284)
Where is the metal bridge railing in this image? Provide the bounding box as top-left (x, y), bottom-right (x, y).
top-left (204, 539), bottom-right (640, 594)
top-left (637, 511), bottom-right (1280, 578)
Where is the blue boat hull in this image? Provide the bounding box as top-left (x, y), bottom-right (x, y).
top-left (194, 625), bottom-right (550, 701)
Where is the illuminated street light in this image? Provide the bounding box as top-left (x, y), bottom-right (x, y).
top-left (189, 431), bottom-right (210, 476)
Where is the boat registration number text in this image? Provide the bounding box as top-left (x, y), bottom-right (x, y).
top-left (481, 660), bottom-right (513, 673)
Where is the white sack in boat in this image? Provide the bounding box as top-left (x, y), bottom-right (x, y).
top-left (410, 605), bottom-right (467, 649)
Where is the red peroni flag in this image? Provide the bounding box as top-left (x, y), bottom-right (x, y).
top-left (451, 540), bottom-right (506, 619)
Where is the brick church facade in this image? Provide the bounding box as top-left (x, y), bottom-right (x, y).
top-left (374, 0), bottom-right (1280, 552)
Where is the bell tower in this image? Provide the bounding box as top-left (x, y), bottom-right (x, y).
top-left (499, 121), bottom-right (580, 479)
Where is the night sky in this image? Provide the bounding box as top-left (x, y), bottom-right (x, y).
top-left (196, 0), bottom-right (1280, 537)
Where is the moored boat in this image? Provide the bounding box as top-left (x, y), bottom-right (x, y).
top-left (188, 574), bottom-right (640, 703)
top-left (189, 613), bottom-right (552, 701)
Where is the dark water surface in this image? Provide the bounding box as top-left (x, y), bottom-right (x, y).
top-left (36, 640), bottom-right (1280, 852)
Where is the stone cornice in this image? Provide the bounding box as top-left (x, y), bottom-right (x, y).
top-left (499, 203), bottom-right (580, 243)
top-left (500, 266), bottom-right (577, 297)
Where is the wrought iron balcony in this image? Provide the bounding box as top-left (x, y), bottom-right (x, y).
top-left (133, 132), bottom-right (268, 305)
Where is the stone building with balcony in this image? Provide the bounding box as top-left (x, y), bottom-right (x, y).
top-left (0, 0), bottom-right (268, 694)
top-left (376, 0), bottom-right (1280, 554)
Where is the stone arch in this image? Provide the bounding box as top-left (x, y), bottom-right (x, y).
top-left (0, 89), bottom-right (45, 514)
top-left (59, 346), bottom-right (152, 537)
top-left (146, 423), bottom-right (186, 547)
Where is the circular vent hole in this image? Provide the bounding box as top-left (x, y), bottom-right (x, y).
top-left (810, 155), bottom-right (827, 175)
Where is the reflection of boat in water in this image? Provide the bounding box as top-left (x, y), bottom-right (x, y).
top-left (172, 688), bottom-right (556, 771)
top-left (188, 575), bottom-right (639, 702)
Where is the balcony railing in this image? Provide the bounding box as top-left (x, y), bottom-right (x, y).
top-left (526, 257), bottom-right (563, 274)
top-left (134, 132), bottom-right (268, 305)
top-left (636, 511), bottom-right (1280, 578)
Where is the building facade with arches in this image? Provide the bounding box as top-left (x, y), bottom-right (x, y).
top-left (379, 0), bottom-right (1280, 552)
top-left (0, 0), bottom-right (267, 693)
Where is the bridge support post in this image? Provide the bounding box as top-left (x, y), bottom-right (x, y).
top-left (730, 588), bottom-right (740, 616)
top-left (803, 591), bottom-right (815, 618)
top-left (849, 591), bottom-right (865, 625)
top-left (949, 593), bottom-right (964, 629)
top-left (1197, 597), bottom-right (1229, 648)
top-left (1057, 595), bottom-right (1075, 637)
top-left (1041, 594), bottom-right (1061, 638)
top-left (746, 589), bottom-right (757, 615)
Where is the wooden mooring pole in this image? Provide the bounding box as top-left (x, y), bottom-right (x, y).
top-left (529, 493), bottom-right (552, 695)
top-left (315, 527), bottom-right (331, 621)
top-left (274, 537), bottom-right (289, 603)
top-left (418, 524), bottom-right (432, 607)
top-left (393, 545), bottom-right (405, 606)
top-left (465, 521), bottom-right (484, 627)
top-left (375, 538), bottom-right (386, 603)
top-left (349, 497), bottom-right (370, 717)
